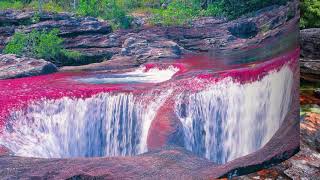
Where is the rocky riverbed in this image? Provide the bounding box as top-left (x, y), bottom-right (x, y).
top-left (0, 0), bottom-right (318, 179)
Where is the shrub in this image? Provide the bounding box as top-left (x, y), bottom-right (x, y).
top-left (3, 32), bottom-right (27, 56)
top-left (4, 30), bottom-right (62, 60)
top-left (43, 1), bottom-right (64, 12)
top-left (62, 49), bottom-right (82, 60)
top-left (0, 0), bottom-right (24, 10)
top-left (77, 0), bottom-right (103, 17)
top-left (300, 0), bottom-right (320, 28)
top-left (150, 1), bottom-right (199, 26)
top-left (104, 3), bottom-right (133, 29)
top-left (221, 0), bottom-right (290, 19)
top-left (4, 29), bottom-right (81, 65)
top-left (76, 0), bottom-right (132, 29)
top-left (35, 29), bottom-right (64, 60)
top-left (25, 1), bottom-right (63, 12)
top-left (200, 1), bottom-right (224, 17)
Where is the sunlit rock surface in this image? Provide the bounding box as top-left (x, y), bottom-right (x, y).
top-left (0, 54), bottom-right (57, 79)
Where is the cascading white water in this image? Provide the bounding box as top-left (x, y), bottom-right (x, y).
top-left (0, 62), bottom-right (294, 163)
top-left (176, 65), bottom-right (294, 164)
top-left (0, 91), bottom-right (171, 158)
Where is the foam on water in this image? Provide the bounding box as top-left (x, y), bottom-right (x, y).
top-left (77, 66), bottom-right (180, 84)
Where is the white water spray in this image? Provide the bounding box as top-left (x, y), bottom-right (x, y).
top-left (0, 64), bottom-right (294, 163)
top-left (176, 65), bottom-right (294, 164)
top-left (0, 92), bottom-right (171, 158)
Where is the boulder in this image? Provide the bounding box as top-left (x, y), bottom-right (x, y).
top-left (0, 54), bottom-right (57, 79)
top-left (300, 58), bottom-right (320, 82)
top-left (300, 28), bottom-right (320, 59)
top-left (120, 34), bottom-right (183, 64)
top-left (131, 13), bottom-right (149, 28)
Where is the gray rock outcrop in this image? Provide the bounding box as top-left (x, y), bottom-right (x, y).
top-left (0, 54), bottom-right (57, 79)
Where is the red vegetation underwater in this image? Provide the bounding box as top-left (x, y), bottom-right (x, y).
top-left (0, 48), bottom-right (300, 179)
top-left (0, 48), bottom-right (299, 132)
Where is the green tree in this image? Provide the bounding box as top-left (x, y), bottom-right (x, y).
top-left (300, 0), bottom-right (320, 28)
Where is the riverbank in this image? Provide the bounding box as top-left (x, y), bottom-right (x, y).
top-left (1, 0), bottom-right (299, 79)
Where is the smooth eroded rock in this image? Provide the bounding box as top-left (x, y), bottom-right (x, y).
top-left (121, 34), bottom-right (183, 64)
top-left (0, 54), bottom-right (57, 79)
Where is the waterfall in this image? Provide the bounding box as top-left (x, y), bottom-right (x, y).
top-left (0, 91), bottom-right (171, 158)
top-left (176, 65), bottom-right (294, 164)
top-left (0, 61), bottom-right (294, 163)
